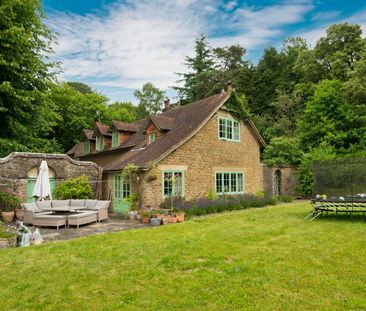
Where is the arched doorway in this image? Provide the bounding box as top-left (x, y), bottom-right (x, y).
top-left (26, 165), bottom-right (56, 202)
top-left (274, 169), bottom-right (282, 196)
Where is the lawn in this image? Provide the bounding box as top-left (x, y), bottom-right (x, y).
top-left (1, 202), bottom-right (366, 310)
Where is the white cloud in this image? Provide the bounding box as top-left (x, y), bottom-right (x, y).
top-left (297, 8), bottom-right (366, 47)
top-left (48, 0), bottom-right (316, 91)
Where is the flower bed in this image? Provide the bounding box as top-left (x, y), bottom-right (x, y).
top-left (160, 194), bottom-right (293, 218)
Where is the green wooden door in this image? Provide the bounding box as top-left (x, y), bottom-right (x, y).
top-left (113, 175), bottom-right (131, 213)
top-left (26, 178), bottom-right (36, 202)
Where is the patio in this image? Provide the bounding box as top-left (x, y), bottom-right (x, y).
top-left (35, 215), bottom-right (148, 243)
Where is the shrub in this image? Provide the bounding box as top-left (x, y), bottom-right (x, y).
top-left (0, 192), bottom-right (21, 212)
top-left (277, 194), bottom-right (293, 203)
top-left (264, 196), bottom-right (277, 205)
top-left (55, 175), bottom-right (93, 199)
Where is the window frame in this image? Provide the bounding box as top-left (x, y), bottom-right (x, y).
top-left (96, 135), bottom-right (104, 151)
top-left (218, 117), bottom-right (240, 142)
top-left (112, 131), bottom-right (120, 148)
top-left (215, 171), bottom-right (244, 195)
top-left (162, 170), bottom-right (184, 199)
top-left (83, 140), bottom-right (90, 154)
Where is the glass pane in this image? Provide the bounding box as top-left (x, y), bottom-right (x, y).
top-left (233, 121), bottom-right (239, 141)
top-left (238, 173), bottom-right (243, 192)
top-left (216, 173), bottom-right (222, 193)
top-left (227, 120), bottom-right (232, 139)
top-left (223, 173), bottom-right (230, 193)
top-left (219, 118), bottom-right (226, 138)
top-left (164, 172), bottom-right (173, 196)
top-left (231, 173), bottom-right (237, 192)
top-left (173, 172), bottom-right (183, 196)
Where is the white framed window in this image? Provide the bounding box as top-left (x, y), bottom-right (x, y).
top-left (218, 117), bottom-right (240, 142)
top-left (163, 170), bottom-right (184, 198)
top-left (215, 172), bottom-right (244, 195)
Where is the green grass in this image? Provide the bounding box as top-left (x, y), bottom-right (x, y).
top-left (1, 202), bottom-right (366, 310)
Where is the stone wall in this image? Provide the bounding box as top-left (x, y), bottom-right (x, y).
top-left (0, 152), bottom-right (102, 200)
top-left (262, 165), bottom-right (298, 196)
top-left (135, 109), bottom-right (264, 208)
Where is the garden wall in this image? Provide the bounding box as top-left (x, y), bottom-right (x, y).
top-left (0, 152), bottom-right (102, 201)
top-left (261, 164), bottom-right (298, 196)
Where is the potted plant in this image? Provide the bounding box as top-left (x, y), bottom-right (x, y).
top-left (150, 217), bottom-right (161, 226)
top-left (175, 211), bottom-right (185, 222)
top-left (140, 210), bottom-right (150, 224)
top-left (0, 192), bottom-right (20, 223)
top-left (0, 222), bottom-right (17, 248)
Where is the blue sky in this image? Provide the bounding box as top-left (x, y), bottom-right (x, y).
top-left (42, 0), bottom-right (366, 103)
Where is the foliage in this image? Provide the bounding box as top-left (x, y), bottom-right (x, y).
top-left (121, 164), bottom-right (139, 180)
top-left (55, 175), bottom-right (93, 199)
top-left (126, 193), bottom-right (140, 211)
top-left (66, 82), bottom-right (94, 94)
top-left (0, 221), bottom-right (16, 238)
top-left (207, 189), bottom-right (218, 200)
top-left (277, 194), bottom-right (293, 203)
top-left (133, 82), bottom-right (165, 118)
top-left (0, 191), bottom-right (21, 212)
top-left (0, 0), bottom-right (59, 156)
top-left (263, 137), bottom-right (303, 166)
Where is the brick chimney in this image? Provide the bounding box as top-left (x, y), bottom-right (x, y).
top-left (162, 98), bottom-right (171, 113)
top-left (227, 81), bottom-right (233, 91)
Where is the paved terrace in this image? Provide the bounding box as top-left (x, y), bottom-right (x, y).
top-left (36, 215), bottom-right (148, 243)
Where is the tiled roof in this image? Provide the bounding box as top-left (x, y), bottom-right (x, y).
top-left (95, 123), bottom-right (111, 136)
top-left (110, 121), bottom-right (139, 133)
top-left (82, 129), bottom-right (95, 140)
top-left (72, 90), bottom-right (265, 170)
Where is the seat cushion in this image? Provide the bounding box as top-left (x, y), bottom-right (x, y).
top-left (96, 201), bottom-right (110, 208)
top-left (23, 202), bottom-right (39, 212)
top-left (52, 200), bottom-right (70, 207)
top-left (36, 200), bottom-right (51, 210)
top-left (70, 199), bottom-right (85, 207)
top-left (85, 199), bottom-right (97, 209)
top-left (68, 211), bottom-right (98, 219)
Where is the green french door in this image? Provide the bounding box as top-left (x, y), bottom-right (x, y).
top-left (113, 175), bottom-right (131, 213)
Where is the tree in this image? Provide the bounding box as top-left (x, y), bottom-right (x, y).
top-left (297, 80), bottom-right (356, 151)
top-left (103, 102), bottom-right (138, 124)
top-left (174, 34), bottom-right (215, 104)
top-left (262, 137), bottom-right (303, 167)
top-left (133, 82), bottom-right (165, 118)
top-left (66, 82), bottom-right (94, 94)
top-left (0, 0), bottom-right (58, 155)
top-left (50, 83), bottom-right (109, 151)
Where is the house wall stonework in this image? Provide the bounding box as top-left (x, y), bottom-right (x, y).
top-left (0, 152), bottom-right (102, 200)
top-left (137, 109), bottom-right (264, 208)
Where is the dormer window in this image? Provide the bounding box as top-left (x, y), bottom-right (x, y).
top-left (96, 135), bottom-right (104, 151)
top-left (112, 131), bottom-right (120, 147)
top-left (218, 117), bottom-right (240, 142)
top-left (83, 140), bottom-right (90, 154)
top-left (149, 132), bottom-right (156, 144)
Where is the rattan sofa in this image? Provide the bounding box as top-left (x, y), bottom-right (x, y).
top-left (22, 199), bottom-right (110, 229)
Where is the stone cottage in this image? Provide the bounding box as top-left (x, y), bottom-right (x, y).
top-left (0, 152), bottom-right (102, 202)
top-left (68, 87), bottom-right (297, 212)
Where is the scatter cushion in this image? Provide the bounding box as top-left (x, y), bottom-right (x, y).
top-left (70, 199), bottom-right (85, 207)
top-left (22, 202), bottom-right (39, 212)
top-left (85, 199), bottom-right (97, 209)
top-left (36, 200), bottom-right (52, 210)
top-left (52, 200), bottom-right (70, 207)
top-left (95, 200), bottom-right (110, 208)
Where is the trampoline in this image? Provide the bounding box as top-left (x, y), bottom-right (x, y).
top-left (306, 158), bottom-right (366, 221)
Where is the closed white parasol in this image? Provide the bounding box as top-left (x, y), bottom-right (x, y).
top-left (32, 161), bottom-right (52, 201)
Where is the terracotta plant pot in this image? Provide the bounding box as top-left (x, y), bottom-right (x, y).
top-left (15, 208), bottom-right (24, 221)
top-left (175, 213), bottom-right (185, 222)
top-left (1, 211), bottom-right (15, 223)
top-left (167, 216), bottom-right (177, 224)
top-left (161, 216), bottom-right (170, 225)
top-left (141, 216), bottom-right (150, 224)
